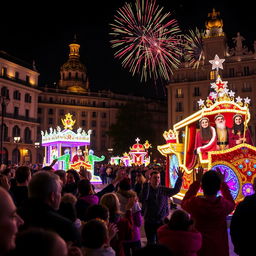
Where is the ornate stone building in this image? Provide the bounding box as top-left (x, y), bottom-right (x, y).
top-left (167, 9), bottom-right (256, 141)
top-left (38, 38), bottom-right (167, 158)
top-left (0, 51), bottom-right (41, 164)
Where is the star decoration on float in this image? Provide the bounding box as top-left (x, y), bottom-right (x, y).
top-left (209, 54), bottom-right (225, 71)
top-left (244, 97), bottom-right (251, 104)
top-left (210, 76), bottom-right (228, 93)
top-left (228, 90), bottom-right (235, 97)
top-left (236, 96), bottom-right (243, 103)
top-left (197, 99), bottom-right (205, 107)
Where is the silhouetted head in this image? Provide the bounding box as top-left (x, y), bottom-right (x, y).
top-left (168, 209), bottom-right (193, 231)
top-left (201, 170), bottom-right (221, 196)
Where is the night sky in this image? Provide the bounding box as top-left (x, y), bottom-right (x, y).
top-left (1, 1), bottom-right (254, 98)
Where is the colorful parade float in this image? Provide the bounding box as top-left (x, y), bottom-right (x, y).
top-left (158, 55), bottom-right (256, 203)
top-left (41, 113), bottom-right (104, 183)
top-left (110, 138), bottom-right (151, 166)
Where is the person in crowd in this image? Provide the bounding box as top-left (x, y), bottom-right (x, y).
top-left (140, 168), bottom-right (183, 245)
top-left (99, 164), bottom-right (107, 185)
top-left (76, 170), bottom-right (126, 222)
top-left (9, 166), bottom-right (31, 208)
top-left (228, 114), bottom-right (254, 148)
top-left (116, 178), bottom-right (142, 256)
top-left (0, 187), bottom-right (24, 256)
top-left (133, 172), bottom-right (146, 197)
top-left (62, 169), bottom-right (80, 196)
top-left (195, 117), bottom-right (217, 159)
top-left (214, 114), bottom-right (229, 150)
top-left (9, 228), bottom-right (69, 256)
top-left (181, 168), bottom-right (235, 256)
top-left (230, 177), bottom-right (256, 255)
top-left (58, 193), bottom-right (81, 230)
top-left (100, 192), bottom-right (134, 256)
top-left (55, 170), bottom-right (67, 190)
top-left (17, 171), bottom-right (81, 246)
top-left (81, 219), bottom-right (116, 256)
top-left (157, 209), bottom-right (202, 256)
top-left (79, 166), bottom-right (92, 181)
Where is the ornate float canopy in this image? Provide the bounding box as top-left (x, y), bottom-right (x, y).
top-left (41, 113), bottom-right (91, 146)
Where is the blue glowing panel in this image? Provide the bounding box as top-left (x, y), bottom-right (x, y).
top-left (169, 154), bottom-right (179, 188)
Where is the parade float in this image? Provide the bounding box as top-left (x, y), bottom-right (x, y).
top-left (41, 113), bottom-right (104, 182)
top-left (158, 55), bottom-right (256, 203)
top-left (110, 138), bottom-right (151, 166)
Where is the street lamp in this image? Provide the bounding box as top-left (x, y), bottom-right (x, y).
top-left (14, 136), bottom-right (20, 165)
top-left (34, 142), bottom-right (40, 163)
top-left (0, 95), bottom-right (10, 165)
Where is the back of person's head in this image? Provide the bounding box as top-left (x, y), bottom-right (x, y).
top-left (28, 171), bottom-right (59, 201)
top-left (66, 169), bottom-right (80, 183)
top-left (201, 170), bottom-right (221, 196)
top-left (41, 166), bottom-right (54, 172)
top-left (13, 228), bottom-right (67, 256)
top-left (100, 193), bottom-right (120, 216)
top-left (81, 219), bottom-right (108, 249)
top-left (133, 244), bottom-right (173, 256)
top-left (78, 179), bottom-right (92, 196)
top-left (55, 170), bottom-right (66, 180)
top-left (85, 204), bottom-right (109, 222)
top-left (58, 201), bottom-right (77, 222)
top-left (168, 209), bottom-right (193, 231)
top-left (119, 177), bottom-right (131, 191)
top-left (15, 166), bottom-right (31, 184)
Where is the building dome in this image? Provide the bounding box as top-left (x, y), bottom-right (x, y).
top-left (58, 36), bottom-right (89, 92)
top-left (205, 8), bottom-right (223, 29)
top-left (204, 8), bottom-right (224, 38)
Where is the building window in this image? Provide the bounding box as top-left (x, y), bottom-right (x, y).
top-left (210, 71), bottom-right (216, 80)
top-left (91, 120), bottom-right (97, 127)
top-left (101, 112), bottom-right (107, 118)
top-left (12, 125), bottom-right (20, 137)
top-left (1, 67), bottom-right (7, 76)
top-left (176, 102), bottom-right (183, 112)
top-left (242, 82), bottom-right (252, 92)
top-left (1, 87), bottom-right (9, 98)
top-left (48, 108), bottom-right (53, 115)
top-left (48, 118), bottom-right (53, 125)
top-left (25, 93), bottom-right (31, 103)
top-left (24, 127), bottom-right (31, 143)
top-left (13, 90), bottom-right (21, 100)
top-left (243, 66), bottom-right (249, 76)
top-left (59, 109), bottom-right (64, 115)
top-left (26, 75), bottom-right (30, 84)
top-left (193, 87), bottom-right (200, 97)
top-left (229, 68), bottom-right (235, 77)
top-left (14, 107), bottom-right (19, 116)
top-left (81, 111), bottom-right (86, 117)
top-left (15, 72), bottom-right (19, 79)
top-left (25, 109), bottom-right (29, 118)
top-left (92, 112), bottom-right (97, 118)
top-left (176, 88), bottom-right (183, 98)
top-left (81, 120), bottom-right (86, 127)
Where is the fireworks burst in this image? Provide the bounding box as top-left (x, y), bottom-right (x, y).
top-left (109, 0), bottom-right (182, 82)
top-left (184, 28), bottom-right (205, 69)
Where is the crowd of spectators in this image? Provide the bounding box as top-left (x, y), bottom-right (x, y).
top-left (0, 162), bottom-right (253, 255)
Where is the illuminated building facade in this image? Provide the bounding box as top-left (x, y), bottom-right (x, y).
top-left (167, 9), bottom-right (256, 141)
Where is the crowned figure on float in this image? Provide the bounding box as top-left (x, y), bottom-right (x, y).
top-left (158, 54), bottom-right (256, 203)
